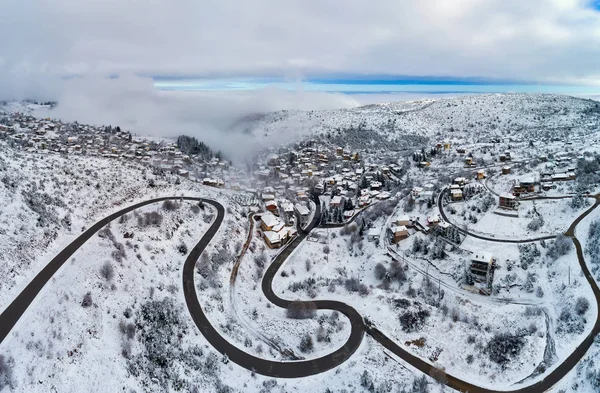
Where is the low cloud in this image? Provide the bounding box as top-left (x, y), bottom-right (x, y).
top-left (34, 74), bottom-right (359, 159)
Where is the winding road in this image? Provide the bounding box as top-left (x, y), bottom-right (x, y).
top-left (1, 193), bottom-right (600, 392)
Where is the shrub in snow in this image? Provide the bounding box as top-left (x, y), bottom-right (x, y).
top-left (536, 286), bottom-right (544, 298)
top-left (253, 253), bottom-right (267, 268)
top-left (524, 306), bottom-right (543, 317)
top-left (374, 263), bottom-right (387, 280)
top-left (137, 211), bottom-right (163, 227)
top-left (111, 243), bottom-right (126, 263)
top-left (262, 379), bottom-right (278, 391)
top-left (388, 261), bottom-right (407, 285)
top-left (547, 234), bottom-right (572, 260)
top-left (299, 333), bottom-right (314, 353)
top-left (486, 332), bottom-right (525, 368)
top-left (344, 277), bottom-right (370, 295)
top-left (119, 320), bottom-right (136, 340)
top-left (527, 217), bottom-right (544, 232)
top-left (177, 242), bottom-right (188, 255)
top-left (586, 219), bottom-right (600, 267)
top-left (322, 245), bottom-right (330, 255)
top-left (22, 190), bottom-right (63, 228)
top-left (121, 341), bottom-right (132, 359)
top-left (213, 248), bottom-right (232, 267)
top-left (162, 200), bottom-right (179, 211)
top-left (519, 243), bottom-right (540, 270)
top-left (523, 272), bottom-right (536, 293)
top-left (411, 375), bottom-right (429, 393)
top-left (557, 305), bottom-right (586, 335)
top-left (587, 368), bottom-right (600, 390)
top-left (360, 370), bottom-right (374, 389)
top-left (575, 297), bottom-right (590, 316)
top-left (399, 309), bottom-right (431, 332)
top-left (81, 292), bottom-right (93, 308)
top-left (286, 300), bottom-right (317, 319)
top-left (100, 261), bottom-right (115, 281)
top-left (316, 325), bottom-right (331, 343)
top-left (570, 194), bottom-right (589, 210)
top-left (127, 297), bottom-right (213, 390)
top-left (0, 355), bottom-right (15, 391)
top-left (288, 277), bottom-right (316, 293)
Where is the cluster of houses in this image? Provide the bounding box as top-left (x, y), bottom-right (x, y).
top-left (448, 177), bottom-right (469, 201)
top-left (258, 211), bottom-right (298, 249)
top-left (384, 213), bottom-right (449, 244)
top-left (0, 111), bottom-right (247, 188)
top-left (251, 142), bottom-right (405, 248)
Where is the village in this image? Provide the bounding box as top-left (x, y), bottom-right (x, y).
top-left (2, 91), bottom-right (600, 393)
top-left (2, 106), bottom-right (596, 297)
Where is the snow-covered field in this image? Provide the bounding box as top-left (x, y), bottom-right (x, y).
top-left (445, 197), bottom-right (592, 239)
top-left (273, 225), bottom-right (549, 388)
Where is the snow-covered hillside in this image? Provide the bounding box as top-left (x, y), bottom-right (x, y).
top-left (230, 94), bottom-right (600, 150)
top-left (2, 93), bottom-right (600, 393)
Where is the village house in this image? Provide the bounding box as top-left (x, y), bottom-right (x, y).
top-left (388, 225), bottom-right (409, 243)
top-left (260, 212), bottom-right (281, 232)
top-left (513, 177), bottom-right (536, 195)
top-left (476, 170), bottom-right (485, 180)
top-left (263, 231), bottom-right (282, 249)
top-left (367, 227), bottom-right (381, 242)
top-left (358, 195), bottom-right (371, 207)
top-left (427, 215), bottom-right (440, 226)
top-left (470, 252), bottom-right (494, 282)
top-left (437, 220), bottom-right (451, 237)
top-left (450, 186), bottom-right (463, 201)
top-left (265, 200), bottom-right (278, 213)
top-left (502, 166), bottom-right (511, 175)
top-left (499, 192), bottom-right (517, 209)
top-left (294, 203), bottom-right (310, 224)
top-left (330, 195), bottom-right (343, 208)
top-left (394, 215), bottom-right (412, 227)
top-left (412, 186), bottom-right (424, 198)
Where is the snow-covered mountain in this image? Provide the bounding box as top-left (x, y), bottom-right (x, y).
top-left (230, 94), bottom-right (600, 150)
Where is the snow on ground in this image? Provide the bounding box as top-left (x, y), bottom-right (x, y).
top-left (192, 205), bottom-right (353, 362)
top-left (445, 196), bottom-right (591, 239)
top-left (273, 224), bottom-right (546, 388)
top-left (460, 235), bottom-right (597, 363)
top-left (233, 94), bottom-right (600, 150)
top-left (545, 201), bottom-right (600, 392)
top-left (1, 200), bottom-right (215, 392)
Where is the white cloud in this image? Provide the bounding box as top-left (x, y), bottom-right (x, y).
top-left (1, 0), bottom-right (599, 155)
top-left (0, 0), bottom-right (599, 89)
top-left (35, 74), bottom-right (359, 158)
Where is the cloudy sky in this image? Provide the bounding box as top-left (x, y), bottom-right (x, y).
top-left (1, 0), bottom-right (600, 94)
top-left (1, 0), bottom-right (599, 154)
